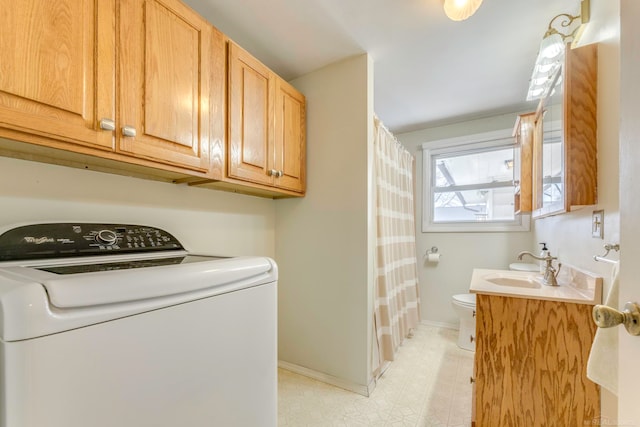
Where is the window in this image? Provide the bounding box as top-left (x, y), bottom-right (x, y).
top-left (422, 130), bottom-right (530, 232)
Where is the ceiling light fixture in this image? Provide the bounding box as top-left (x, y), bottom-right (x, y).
top-left (443, 0), bottom-right (483, 22)
top-left (526, 0), bottom-right (590, 101)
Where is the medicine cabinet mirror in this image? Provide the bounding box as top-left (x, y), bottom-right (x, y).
top-left (531, 43), bottom-right (597, 219)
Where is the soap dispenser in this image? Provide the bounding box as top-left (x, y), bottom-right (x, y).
top-left (539, 242), bottom-right (549, 273)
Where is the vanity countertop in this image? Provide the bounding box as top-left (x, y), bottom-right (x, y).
top-left (469, 265), bottom-right (602, 305)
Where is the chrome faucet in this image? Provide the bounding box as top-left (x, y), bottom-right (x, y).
top-left (517, 251), bottom-right (562, 286)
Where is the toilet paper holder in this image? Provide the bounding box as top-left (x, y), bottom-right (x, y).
top-left (425, 246), bottom-right (439, 256)
top-left (424, 247), bottom-right (442, 263)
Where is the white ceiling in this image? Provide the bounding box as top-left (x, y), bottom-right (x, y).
top-left (183, 0), bottom-right (579, 133)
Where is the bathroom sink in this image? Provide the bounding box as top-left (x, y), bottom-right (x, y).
top-left (469, 267), bottom-right (603, 305)
top-left (482, 273), bottom-right (541, 289)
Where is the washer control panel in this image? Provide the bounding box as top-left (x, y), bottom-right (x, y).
top-left (0, 223), bottom-right (184, 261)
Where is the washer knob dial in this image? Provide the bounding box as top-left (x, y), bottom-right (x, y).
top-left (96, 229), bottom-right (118, 245)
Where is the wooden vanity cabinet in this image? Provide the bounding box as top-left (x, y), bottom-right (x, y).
top-left (473, 294), bottom-right (600, 426)
top-left (226, 41), bottom-right (306, 195)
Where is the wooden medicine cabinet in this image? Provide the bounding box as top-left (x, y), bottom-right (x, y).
top-left (513, 112), bottom-right (535, 213)
top-left (531, 43), bottom-right (598, 218)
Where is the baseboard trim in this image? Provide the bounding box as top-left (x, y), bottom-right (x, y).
top-left (420, 319), bottom-right (458, 330)
top-left (278, 360), bottom-right (374, 397)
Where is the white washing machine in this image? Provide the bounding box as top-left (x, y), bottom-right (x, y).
top-left (0, 223), bottom-right (277, 427)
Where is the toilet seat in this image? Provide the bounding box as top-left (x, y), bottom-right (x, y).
top-left (452, 293), bottom-right (476, 308)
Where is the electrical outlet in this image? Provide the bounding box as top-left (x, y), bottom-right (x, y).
top-left (592, 210), bottom-right (604, 239)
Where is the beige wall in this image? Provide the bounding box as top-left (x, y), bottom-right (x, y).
top-left (0, 156), bottom-right (276, 256)
top-left (275, 54), bottom-right (375, 389)
top-left (398, 113), bottom-right (534, 327)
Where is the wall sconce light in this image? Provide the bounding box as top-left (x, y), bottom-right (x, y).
top-left (443, 0), bottom-right (483, 21)
top-left (525, 0), bottom-right (590, 101)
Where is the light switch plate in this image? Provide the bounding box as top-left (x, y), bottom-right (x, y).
top-left (592, 210), bottom-right (604, 238)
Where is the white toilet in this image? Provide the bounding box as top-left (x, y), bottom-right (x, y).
top-left (451, 293), bottom-right (476, 351)
top-left (451, 264), bottom-right (537, 352)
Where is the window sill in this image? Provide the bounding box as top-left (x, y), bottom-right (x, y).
top-left (422, 215), bottom-right (531, 233)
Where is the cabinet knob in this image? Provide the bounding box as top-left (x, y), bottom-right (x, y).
top-left (122, 126), bottom-right (137, 137)
top-left (470, 335), bottom-right (475, 343)
top-left (99, 118), bottom-right (115, 131)
top-left (276, 170), bottom-right (283, 178)
top-left (469, 376), bottom-right (475, 384)
top-left (593, 302), bottom-right (640, 336)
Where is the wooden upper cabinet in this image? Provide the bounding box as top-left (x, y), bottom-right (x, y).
top-left (274, 78), bottom-right (306, 193)
top-left (228, 42), bottom-right (275, 186)
top-left (532, 43), bottom-right (597, 218)
top-left (227, 41), bottom-right (306, 195)
top-left (117, 0), bottom-right (212, 172)
top-left (0, 0), bottom-right (114, 150)
top-left (0, 0), bottom-right (303, 196)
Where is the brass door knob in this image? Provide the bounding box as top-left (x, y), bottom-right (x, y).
top-left (593, 302), bottom-right (640, 336)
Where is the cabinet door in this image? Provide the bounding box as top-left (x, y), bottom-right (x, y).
top-left (513, 112), bottom-right (535, 213)
top-left (0, 0), bottom-right (114, 150)
top-left (228, 42), bottom-right (274, 186)
top-left (274, 78), bottom-right (306, 193)
top-left (117, 0), bottom-right (211, 172)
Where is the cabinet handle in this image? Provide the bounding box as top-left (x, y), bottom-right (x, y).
top-left (122, 126), bottom-right (137, 137)
top-left (469, 376), bottom-right (475, 384)
top-left (470, 335), bottom-right (475, 343)
top-left (593, 302), bottom-right (640, 336)
top-left (99, 118), bottom-right (115, 131)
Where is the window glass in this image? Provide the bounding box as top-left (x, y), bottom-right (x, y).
top-left (432, 146), bottom-right (515, 223)
top-left (421, 130), bottom-right (530, 233)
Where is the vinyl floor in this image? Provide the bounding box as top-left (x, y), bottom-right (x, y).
top-left (278, 325), bottom-right (474, 427)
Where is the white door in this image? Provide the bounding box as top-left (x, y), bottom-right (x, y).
top-left (618, 0), bottom-right (640, 423)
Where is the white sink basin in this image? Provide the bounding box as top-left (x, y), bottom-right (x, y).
top-left (469, 267), bottom-right (603, 305)
top-left (483, 273), bottom-right (541, 289)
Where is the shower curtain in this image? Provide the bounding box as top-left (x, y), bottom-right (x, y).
top-left (372, 116), bottom-right (421, 377)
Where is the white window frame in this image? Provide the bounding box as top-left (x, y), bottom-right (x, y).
top-left (421, 129), bottom-right (531, 233)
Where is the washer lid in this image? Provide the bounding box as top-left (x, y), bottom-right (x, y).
top-left (453, 293), bottom-right (476, 306)
top-left (0, 255), bottom-right (278, 341)
top-left (16, 255), bottom-right (275, 309)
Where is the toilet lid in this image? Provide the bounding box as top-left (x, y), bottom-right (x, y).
top-left (509, 262), bottom-right (539, 272)
top-left (453, 293), bottom-right (476, 307)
